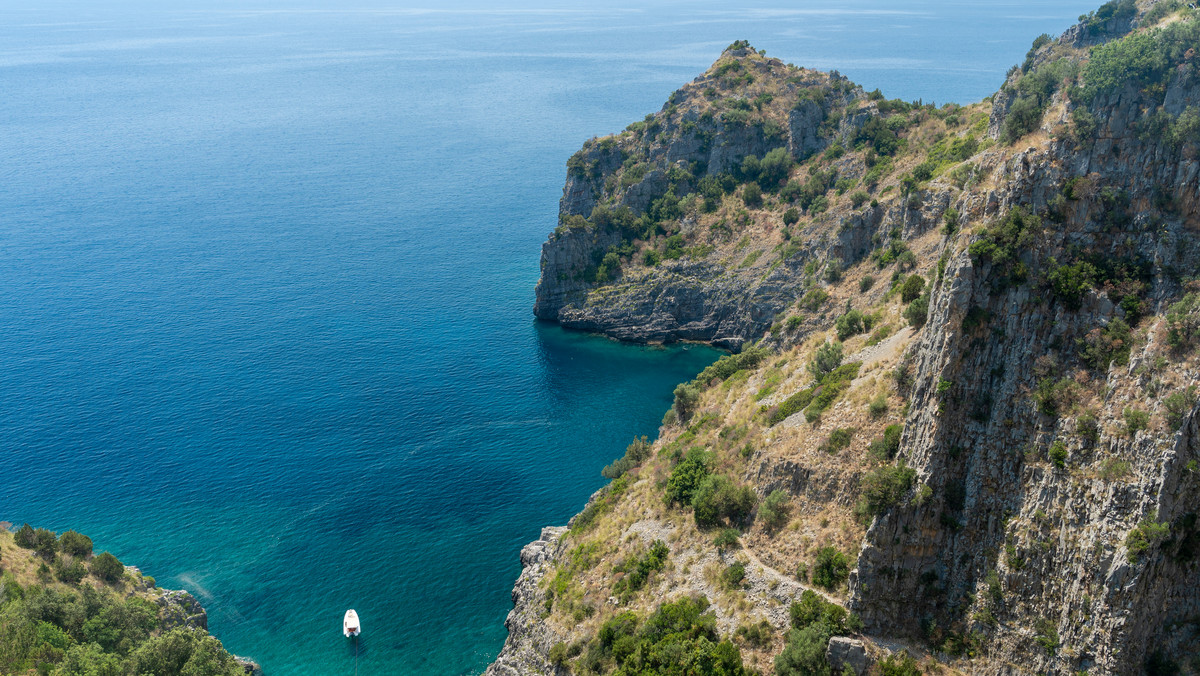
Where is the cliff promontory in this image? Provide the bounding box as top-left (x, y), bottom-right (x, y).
top-left (509, 1), bottom-right (1200, 674)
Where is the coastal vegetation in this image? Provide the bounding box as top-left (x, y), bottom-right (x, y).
top-left (0, 526), bottom-right (244, 675)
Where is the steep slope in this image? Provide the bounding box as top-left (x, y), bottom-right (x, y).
top-left (505, 1), bottom-right (1200, 674)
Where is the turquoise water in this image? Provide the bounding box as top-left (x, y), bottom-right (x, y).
top-left (0, 1), bottom-right (1101, 674)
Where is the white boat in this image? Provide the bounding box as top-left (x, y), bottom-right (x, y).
top-left (343, 609), bottom-right (361, 637)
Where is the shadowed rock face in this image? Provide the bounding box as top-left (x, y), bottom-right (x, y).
top-left (506, 4), bottom-right (1200, 673)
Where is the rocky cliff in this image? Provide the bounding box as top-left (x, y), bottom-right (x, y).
top-left (505, 2), bottom-right (1200, 674)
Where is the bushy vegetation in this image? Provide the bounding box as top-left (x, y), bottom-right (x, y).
top-left (1078, 318), bottom-right (1132, 370)
top-left (810, 547), bottom-right (851, 590)
top-left (575, 596), bottom-right (749, 675)
top-left (776, 591), bottom-right (859, 676)
top-left (808, 341), bottom-right (843, 379)
top-left (869, 424), bottom-right (903, 462)
top-left (769, 355), bottom-right (862, 426)
top-left (835, 309), bottom-right (866, 341)
top-left (758, 490), bottom-right (792, 532)
top-left (89, 552), bottom-right (125, 583)
top-left (1126, 512), bottom-right (1171, 563)
top-left (1164, 387), bottom-right (1198, 430)
top-left (741, 148), bottom-right (795, 191)
top-left (1081, 12), bottom-right (1200, 102)
top-left (602, 436), bottom-right (653, 479)
top-left (968, 207), bottom-right (1038, 288)
top-left (1, 528), bottom-right (243, 675)
top-left (613, 540), bottom-right (669, 595)
top-left (690, 346), bottom-right (770, 390)
top-left (818, 427), bottom-right (854, 455)
top-left (878, 652), bottom-right (922, 675)
top-left (692, 474), bottom-right (758, 528)
top-left (665, 448), bottom-right (713, 506)
top-left (1002, 58), bottom-right (1077, 144)
top-left (900, 275), bottom-right (925, 303)
top-left (1166, 293), bottom-right (1200, 351)
top-left (856, 462), bottom-right (917, 521)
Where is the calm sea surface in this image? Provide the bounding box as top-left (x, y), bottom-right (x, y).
top-left (1, 1), bottom-right (1100, 673)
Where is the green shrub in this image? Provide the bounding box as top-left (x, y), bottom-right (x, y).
top-left (57, 530), bottom-right (93, 559)
top-left (968, 207), bottom-right (1038, 286)
top-left (1048, 440), bottom-right (1068, 468)
top-left (13, 523), bottom-right (36, 549)
top-left (548, 642), bottom-right (569, 667)
top-left (665, 448), bottom-right (711, 506)
top-left (742, 183), bottom-right (763, 208)
top-left (900, 274), bottom-right (925, 303)
top-left (602, 436), bottom-right (653, 479)
top-left (1080, 11), bottom-right (1199, 102)
top-left (878, 650), bottom-right (922, 676)
top-left (835, 310), bottom-right (865, 341)
top-left (868, 393), bottom-right (889, 419)
top-left (811, 547), bottom-right (851, 590)
top-left (1126, 512), bottom-right (1170, 563)
top-left (800, 288), bottom-right (829, 312)
top-left (721, 561), bottom-right (747, 589)
top-left (714, 528), bottom-right (742, 550)
top-left (856, 461), bottom-right (916, 520)
top-left (859, 275), bottom-right (875, 293)
top-left (89, 552), bottom-right (125, 583)
top-left (692, 474), bottom-right (757, 528)
top-left (758, 490), bottom-right (792, 532)
top-left (1033, 618), bottom-right (1060, 656)
top-left (735, 620), bottom-right (774, 649)
top-left (1166, 293), bottom-right (1200, 351)
top-left (1099, 457), bottom-right (1130, 481)
top-left (128, 628), bottom-right (245, 675)
top-left (824, 259), bottom-right (844, 283)
top-left (1045, 260), bottom-right (1098, 310)
top-left (671, 383), bottom-right (701, 422)
top-left (869, 424), bottom-right (904, 462)
top-left (1078, 318), bottom-right (1132, 370)
top-left (1164, 387), bottom-right (1198, 430)
top-left (25, 527), bottom-right (59, 560)
top-left (1124, 407), bottom-right (1150, 436)
top-left (783, 207), bottom-right (800, 225)
top-left (819, 427), bottom-right (854, 455)
top-left (690, 345), bottom-right (770, 389)
top-left (590, 596), bottom-right (750, 676)
top-left (904, 292), bottom-right (930, 328)
top-left (55, 558), bottom-right (88, 585)
top-left (850, 190), bottom-right (870, 208)
top-left (788, 590), bottom-right (849, 633)
top-left (775, 623), bottom-right (831, 676)
top-left (614, 540), bottom-right (670, 593)
top-left (809, 341), bottom-right (843, 379)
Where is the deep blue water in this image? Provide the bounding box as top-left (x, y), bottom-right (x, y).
top-left (1, 1), bottom-right (1102, 674)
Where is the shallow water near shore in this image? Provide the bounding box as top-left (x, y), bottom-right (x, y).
top-left (1, 1), bottom-right (1101, 673)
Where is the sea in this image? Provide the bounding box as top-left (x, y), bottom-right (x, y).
top-left (0, 1), bottom-right (1103, 673)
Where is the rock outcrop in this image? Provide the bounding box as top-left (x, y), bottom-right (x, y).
top-left (485, 527), bottom-right (569, 676)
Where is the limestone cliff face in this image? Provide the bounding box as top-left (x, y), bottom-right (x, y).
top-left (852, 22), bottom-right (1200, 672)
top-left (499, 3), bottom-right (1200, 674)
